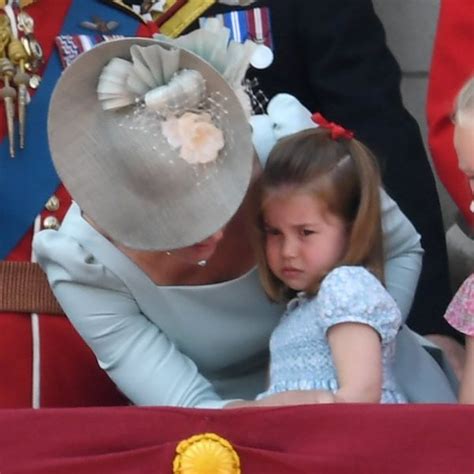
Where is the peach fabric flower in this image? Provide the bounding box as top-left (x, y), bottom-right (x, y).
top-left (162, 112), bottom-right (225, 164)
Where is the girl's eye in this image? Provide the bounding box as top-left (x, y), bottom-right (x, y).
top-left (301, 229), bottom-right (315, 236)
top-left (264, 227), bottom-right (280, 236)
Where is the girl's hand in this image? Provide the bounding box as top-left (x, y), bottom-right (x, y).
top-left (224, 390), bottom-right (335, 408)
top-left (255, 389), bottom-right (336, 406)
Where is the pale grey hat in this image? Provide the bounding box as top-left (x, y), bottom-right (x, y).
top-left (48, 36), bottom-right (253, 250)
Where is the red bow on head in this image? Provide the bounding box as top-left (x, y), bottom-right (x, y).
top-left (311, 113), bottom-right (354, 140)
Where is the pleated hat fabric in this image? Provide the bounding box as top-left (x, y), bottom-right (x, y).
top-left (48, 37), bottom-right (253, 250)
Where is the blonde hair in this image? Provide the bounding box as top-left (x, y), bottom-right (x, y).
top-left (454, 76), bottom-right (474, 126)
top-left (255, 127), bottom-right (385, 303)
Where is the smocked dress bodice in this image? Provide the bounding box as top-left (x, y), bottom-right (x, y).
top-left (260, 266), bottom-right (406, 403)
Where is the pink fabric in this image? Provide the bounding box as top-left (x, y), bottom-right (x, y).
top-left (445, 273), bottom-right (474, 336)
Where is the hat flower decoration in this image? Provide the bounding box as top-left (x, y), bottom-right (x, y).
top-left (96, 19), bottom-right (257, 164)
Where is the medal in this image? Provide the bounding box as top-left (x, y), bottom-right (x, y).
top-left (202, 7), bottom-right (273, 68)
top-left (250, 41), bottom-right (273, 69)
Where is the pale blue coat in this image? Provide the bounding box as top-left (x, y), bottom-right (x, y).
top-left (33, 190), bottom-right (456, 407)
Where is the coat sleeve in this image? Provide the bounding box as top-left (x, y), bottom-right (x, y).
top-left (380, 189), bottom-right (423, 322)
top-left (33, 229), bottom-right (228, 409)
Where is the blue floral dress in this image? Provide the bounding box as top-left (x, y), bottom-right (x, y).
top-left (259, 266), bottom-right (406, 403)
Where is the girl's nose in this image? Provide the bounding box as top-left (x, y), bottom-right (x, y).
top-left (281, 237), bottom-right (297, 258)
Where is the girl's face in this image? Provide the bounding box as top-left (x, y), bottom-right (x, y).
top-left (454, 121), bottom-right (474, 197)
top-left (263, 190), bottom-right (349, 292)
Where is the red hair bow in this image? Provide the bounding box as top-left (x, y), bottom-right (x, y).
top-left (311, 113), bottom-right (354, 140)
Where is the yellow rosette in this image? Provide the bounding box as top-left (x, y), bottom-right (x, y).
top-left (173, 433), bottom-right (241, 474)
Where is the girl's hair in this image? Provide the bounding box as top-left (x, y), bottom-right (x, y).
top-left (454, 76), bottom-right (474, 126)
top-left (255, 127), bottom-right (384, 302)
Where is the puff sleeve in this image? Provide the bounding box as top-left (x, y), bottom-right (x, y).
top-left (317, 266), bottom-right (402, 344)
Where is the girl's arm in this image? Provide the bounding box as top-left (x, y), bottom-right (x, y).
top-left (245, 322), bottom-right (384, 406)
top-left (318, 266), bottom-right (402, 403)
top-left (243, 323), bottom-right (382, 408)
top-left (327, 323), bottom-right (382, 403)
top-left (228, 325), bottom-right (382, 407)
top-left (459, 336), bottom-right (474, 404)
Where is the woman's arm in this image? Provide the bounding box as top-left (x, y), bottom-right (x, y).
top-left (33, 228), bottom-right (228, 409)
top-left (380, 189), bottom-right (423, 322)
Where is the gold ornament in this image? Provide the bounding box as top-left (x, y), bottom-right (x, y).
top-left (159, 0), bottom-right (215, 38)
top-left (173, 433), bottom-right (241, 474)
top-left (9, 38), bottom-right (29, 149)
top-left (0, 16), bottom-right (16, 157)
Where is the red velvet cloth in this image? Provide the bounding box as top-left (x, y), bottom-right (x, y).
top-left (0, 405), bottom-right (473, 473)
top-left (427, 0), bottom-right (474, 227)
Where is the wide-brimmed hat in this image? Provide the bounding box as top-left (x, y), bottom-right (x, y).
top-left (48, 36), bottom-right (253, 250)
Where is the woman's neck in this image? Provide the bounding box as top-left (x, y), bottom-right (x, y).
top-left (116, 195), bottom-right (257, 286)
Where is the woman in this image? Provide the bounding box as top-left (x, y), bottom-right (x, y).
top-left (34, 31), bottom-right (455, 407)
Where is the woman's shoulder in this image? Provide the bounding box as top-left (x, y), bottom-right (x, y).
top-left (33, 203), bottom-right (128, 290)
top-left (34, 203), bottom-right (89, 264)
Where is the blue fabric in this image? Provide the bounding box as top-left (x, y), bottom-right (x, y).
top-left (259, 266), bottom-right (407, 403)
top-left (0, 0), bottom-right (140, 258)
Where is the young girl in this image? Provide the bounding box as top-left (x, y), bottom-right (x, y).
top-left (444, 76), bottom-right (474, 404)
top-left (255, 117), bottom-right (406, 404)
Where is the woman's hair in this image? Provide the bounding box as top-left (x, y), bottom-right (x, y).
top-left (255, 127), bottom-right (384, 302)
top-left (453, 76), bottom-right (474, 126)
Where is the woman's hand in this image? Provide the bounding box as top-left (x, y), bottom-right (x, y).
top-left (224, 390), bottom-right (336, 408)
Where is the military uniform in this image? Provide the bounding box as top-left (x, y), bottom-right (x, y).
top-left (0, 0), bottom-right (145, 407)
